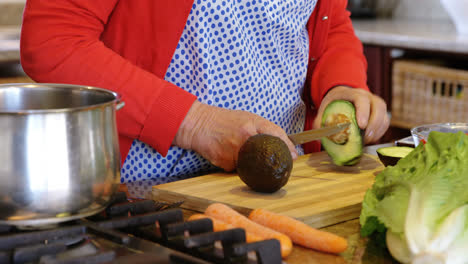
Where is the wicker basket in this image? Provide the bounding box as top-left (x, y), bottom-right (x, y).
top-left (391, 60), bottom-right (468, 129)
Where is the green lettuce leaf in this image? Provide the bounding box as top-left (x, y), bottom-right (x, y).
top-left (360, 131), bottom-right (468, 240)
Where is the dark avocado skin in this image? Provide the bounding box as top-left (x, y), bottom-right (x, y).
top-left (237, 134), bottom-right (293, 193)
top-left (377, 153), bottom-right (400, 167)
top-left (377, 146), bottom-right (414, 166)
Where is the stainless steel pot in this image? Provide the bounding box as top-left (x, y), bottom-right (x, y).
top-left (0, 83), bottom-right (124, 227)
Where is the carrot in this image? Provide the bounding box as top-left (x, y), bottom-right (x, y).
top-left (188, 213), bottom-right (263, 243)
top-left (248, 208), bottom-right (348, 254)
top-left (204, 203), bottom-right (292, 258)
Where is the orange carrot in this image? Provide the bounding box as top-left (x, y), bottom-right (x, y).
top-left (188, 213), bottom-right (263, 243)
top-left (204, 203), bottom-right (293, 258)
top-left (248, 208), bottom-right (348, 254)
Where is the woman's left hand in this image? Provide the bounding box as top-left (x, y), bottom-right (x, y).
top-left (313, 86), bottom-right (390, 144)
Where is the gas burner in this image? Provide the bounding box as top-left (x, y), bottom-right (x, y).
top-left (14, 223), bottom-right (62, 231)
top-left (0, 193), bottom-right (282, 264)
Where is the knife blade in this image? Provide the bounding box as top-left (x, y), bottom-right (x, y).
top-left (288, 122), bottom-right (351, 145)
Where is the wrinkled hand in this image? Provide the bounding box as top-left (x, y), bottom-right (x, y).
top-left (313, 86), bottom-right (390, 144)
top-left (173, 101), bottom-right (298, 172)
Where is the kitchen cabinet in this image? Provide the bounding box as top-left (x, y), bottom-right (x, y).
top-left (0, 24), bottom-right (24, 82)
top-left (0, 25), bottom-right (21, 63)
top-left (0, 62), bottom-right (32, 84)
top-left (363, 44), bottom-right (408, 143)
top-left (363, 45), bottom-right (393, 109)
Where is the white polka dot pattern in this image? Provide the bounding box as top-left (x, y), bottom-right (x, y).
top-left (122, 0), bottom-right (317, 197)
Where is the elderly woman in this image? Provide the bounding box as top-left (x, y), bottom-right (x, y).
top-left (20, 0), bottom-right (390, 196)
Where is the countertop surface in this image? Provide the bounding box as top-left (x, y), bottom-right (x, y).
top-left (352, 18), bottom-right (468, 54)
top-left (0, 26), bottom-right (20, 63)
top-left (123, 144), bottom-right (398, 263)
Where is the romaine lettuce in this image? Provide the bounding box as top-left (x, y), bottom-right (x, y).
top-left (360, 131), bottom-right (468, 264)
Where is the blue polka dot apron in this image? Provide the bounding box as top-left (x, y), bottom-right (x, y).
top-left (122, 0), bottom-right (318, 198)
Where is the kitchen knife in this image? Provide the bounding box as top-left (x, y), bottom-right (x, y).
top-left (288, 122), bottom-right (351, 145)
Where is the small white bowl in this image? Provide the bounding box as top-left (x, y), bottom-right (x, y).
top-left (411, 123), bottom-right (468, 146)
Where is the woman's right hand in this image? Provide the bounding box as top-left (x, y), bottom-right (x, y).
top-left (173, 101), bottom-right (298, 172)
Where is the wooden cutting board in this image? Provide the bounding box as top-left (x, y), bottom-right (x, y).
top-left (152, 152), bottom-right (384, 228)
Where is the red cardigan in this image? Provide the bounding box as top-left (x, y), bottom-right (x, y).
top-left (20, 0), bottom-right (368, 161)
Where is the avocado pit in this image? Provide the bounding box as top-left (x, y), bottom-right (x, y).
top-left (324, 113), bottom-right (351, 145)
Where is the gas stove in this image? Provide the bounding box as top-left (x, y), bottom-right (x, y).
top-left (0, 192), bottom-right (282, 264)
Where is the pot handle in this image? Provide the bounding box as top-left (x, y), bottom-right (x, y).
top-left (115, 94), bottom-right (125, 110)
top-left (116, 101), bottom-right (125, 110)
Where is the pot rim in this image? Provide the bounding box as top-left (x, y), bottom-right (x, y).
top-left (0, 83), bottom-right (121, 115)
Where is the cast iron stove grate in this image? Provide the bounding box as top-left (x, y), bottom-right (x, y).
top-left (0, 192), bottom-right (282, 264)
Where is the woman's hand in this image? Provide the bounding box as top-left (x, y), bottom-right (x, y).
top-left (313, 86), bottom-right (390, 144)
top-left (173, 101), bottom-right (298, 172)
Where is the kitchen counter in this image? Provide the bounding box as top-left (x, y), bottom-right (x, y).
top-left (0, 26), bottom-right (20, 63)
top-left (123, 144), bottom-right (397, 264)
top-left (121, 195), bottom-right (396, 264)
top-left (121, 185), bottom-right (396, 264)
top-left (120, 182), bottom-right (396, 264)
top-left (352, 18), bottom-right (468, 54)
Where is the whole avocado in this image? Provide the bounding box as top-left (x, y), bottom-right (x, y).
top-left (237, 134), bottom-right (293, 193)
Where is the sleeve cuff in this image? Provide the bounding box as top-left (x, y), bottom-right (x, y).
top-left (312, 51), bottom-right (369, 108)
top-left (139, 82), bottom-right (197, 156)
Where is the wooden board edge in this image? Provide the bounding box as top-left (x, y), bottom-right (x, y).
top-left (302, 203), bottom-right (362, 229)
top-left (152, 188), bottom-right (254, 216)
top-left (153, 188), bottom-right (364, 229)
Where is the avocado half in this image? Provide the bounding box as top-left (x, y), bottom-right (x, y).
top-left (237, 134), bottom-right (293, 193)
top-left (377, 146), bottom-right (414, 166)
top-left (321, 100), bottom-right (363, 166)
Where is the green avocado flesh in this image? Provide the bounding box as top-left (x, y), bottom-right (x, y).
top-left (237, 134), bottom-right (293, 193)
top-left (321, 100), bottom-right (363, 166)
top-left (377, 146), bottom-right (414, 166)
